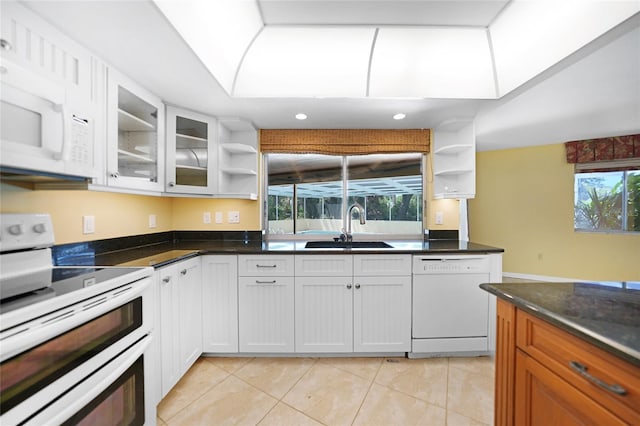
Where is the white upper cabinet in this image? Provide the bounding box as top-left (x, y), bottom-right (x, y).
top-left (165, 107), bottom-right (217, 194)
top-left (106, 68), bottom-right (165, 192)
top-left (217, 118), bottom-right (258, 199)
top-left (432, 119), bottom-right (476, 199)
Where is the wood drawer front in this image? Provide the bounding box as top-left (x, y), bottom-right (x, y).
top-left (295, 255), bottom-right (353, 276)
top-left (238, 255), bottom-right (294, 276)
top-left (353, 254), bottom-right (411, 276)
top-left (516, 310), bottom-right (640, 423)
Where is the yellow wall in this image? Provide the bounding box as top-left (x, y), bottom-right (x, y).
top-left (170, 198), bottom-right (261, 231)
top-left (469, 143), bottom-right (640, 281)
top-left (0, 183), bottom-right (261, 244)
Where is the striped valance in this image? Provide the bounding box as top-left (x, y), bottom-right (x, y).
top-left (260, 129), bottom-right (430, 155)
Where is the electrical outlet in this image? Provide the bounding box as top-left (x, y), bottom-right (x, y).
top-left (227, 211), bottom-right (240, 224)
top-left (203, 212), bottom-right (212, 224)
top-left (215, 212), bottom-right (223, 224)
top-left (83, 215), bottom-right (95, 234)
top-left (435, 211), bottom-right (444, 225)
top-left (148, 214), bottom-right (157, 228)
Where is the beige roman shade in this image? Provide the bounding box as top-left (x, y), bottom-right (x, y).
top-left (259, 129), bottom-right (430, 155)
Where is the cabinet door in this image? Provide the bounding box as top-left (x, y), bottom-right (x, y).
top-left (165, 106), bottom-right (217, 194)
top-left (158, 265), bottom-right (180, 397)
top-left (515, 350), bottom-right (626, 425)
top-left (106, 67), bottom-right (165, 192)
top-left (295, 276), bottom-right (353, 353)
top-left (201, 255), bottom-right (238, 353)
top-left (238, 276), bottom-right (294, 352)
top-left (353, 275), bottom-right (411, 352)
top-left (176, 258), bottom-right (202, 374)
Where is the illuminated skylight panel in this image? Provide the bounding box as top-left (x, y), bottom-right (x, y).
top-left (153, 0), bottom-right (263, 93)
top-left (369, 27), bottom-right (497, 99)
top-left (490, 0), bottom-right (640, 95)
top-left (234, 27), bottom-right (375, 97)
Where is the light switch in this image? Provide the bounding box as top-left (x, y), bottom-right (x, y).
top-left (148, 214), bottom-right (157, 228)
top-left (83, 215), bottom-right (95, 234)
top-left (228, 211), bottom-right (240, 224)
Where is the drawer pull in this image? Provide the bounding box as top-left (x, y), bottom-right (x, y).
top-left (255, 280), bottom-right (276, 284)
top-left (569, 361), bottom-right (627, 396)
top-left (256, 264), bottom-right (277, 268)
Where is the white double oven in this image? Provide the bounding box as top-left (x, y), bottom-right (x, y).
top-left (0, 214), bottom-right (156, 425)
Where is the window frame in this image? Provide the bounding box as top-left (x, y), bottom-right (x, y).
top-left (263, 153), bottom-right (427, 241)
top-left (573, 168), bottom-right (640, 234)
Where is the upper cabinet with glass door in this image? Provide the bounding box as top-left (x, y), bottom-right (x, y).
top-left (217, 118), bottom-right (258, 199)
top-left (106, 68), bottom-right (165, 192)
top-left (165, 107), bottom-right (217, 194)
top-left (431, 119), bottom-right (475, 199)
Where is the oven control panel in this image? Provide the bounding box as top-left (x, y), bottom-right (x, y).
top-left (0, 214), bottom-right (54, 252)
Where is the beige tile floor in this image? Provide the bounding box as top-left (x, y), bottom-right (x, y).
top-left (157, 355), bottom-right (495, 426)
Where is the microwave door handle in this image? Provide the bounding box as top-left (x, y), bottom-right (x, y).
top-left (52, 103), bottom-right (70, 161)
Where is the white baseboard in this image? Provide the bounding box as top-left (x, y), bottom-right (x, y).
top-left (502, 272), bottom-right (586, 282)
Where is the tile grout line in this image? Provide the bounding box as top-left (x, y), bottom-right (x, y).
top-left (348, 357), bottom-right (386, 425)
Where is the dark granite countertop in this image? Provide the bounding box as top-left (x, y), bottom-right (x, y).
top-left (52, 231), bottom-right (503, 269)
top-left (480, 282), bottom-right (640, 366)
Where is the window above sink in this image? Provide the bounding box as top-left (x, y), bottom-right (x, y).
top-left (265, 153), bottom-right (425, 240)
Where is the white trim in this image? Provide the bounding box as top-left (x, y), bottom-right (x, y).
top-left (502, 271), bottom-right (588, 282)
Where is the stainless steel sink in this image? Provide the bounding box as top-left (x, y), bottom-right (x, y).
top-left (304, 241), bottom-right (393, 249)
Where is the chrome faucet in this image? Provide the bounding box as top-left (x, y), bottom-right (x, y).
top-left (341, 203), bottom-right (365, 243)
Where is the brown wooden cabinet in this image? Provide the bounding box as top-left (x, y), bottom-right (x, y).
top-left (494, 298), bottom-right (640, 425)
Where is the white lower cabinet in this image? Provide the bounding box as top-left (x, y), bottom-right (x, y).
top-left (201, 255), bottom-right (239, 353)
top-left (295, 275), bottom-right (354, 352)
top-left (158, 257), bottom-right (202, 398)
top-left (238, 255), bottom-right (295, 352)
top-left (238, 276), bottom-right (295, 352)
top-left (295, 254), bottom-right (411, 353)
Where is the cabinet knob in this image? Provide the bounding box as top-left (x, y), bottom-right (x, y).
top-left (180, 269), bottom-right (187, 275)
top-left (168, 181), bottom-right (175, 187)
top-left (355, 283), bottom-right (361, 289)
top-left (0, 39), bottom-right (12, 51)
top-left (110, 172), bottom-right (120, 179)
top-left (346, 283), bottom-right (352, 289)
top-left (162, 276), bottom-right (171, 283)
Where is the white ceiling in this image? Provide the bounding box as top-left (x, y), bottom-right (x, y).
top-left (18, 0), bottom-right (640, 151)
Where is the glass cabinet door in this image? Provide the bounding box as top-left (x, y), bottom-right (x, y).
top-left (107, 69), bottom-right (165, 192)
top-left (165, 107), bottom-right (216, 194)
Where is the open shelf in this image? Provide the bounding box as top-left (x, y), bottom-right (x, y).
top-left (433, 144), bottom-right (473, 155)
top-left (118, 109), bottom-right (155, 132)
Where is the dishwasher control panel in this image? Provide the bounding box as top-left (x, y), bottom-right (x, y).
top-left (412, 255), bottom-right (491, 274)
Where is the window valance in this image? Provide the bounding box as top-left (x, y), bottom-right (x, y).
top-left (565, 134), bottom-right (640, 172)
top-left (259, 129), bottom-right (430, 155)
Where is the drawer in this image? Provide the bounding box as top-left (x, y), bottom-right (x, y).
top-left (516, 310), bottom-right (640, 423)
top-left (238, 255), bottom-right (294, 276)
top-left (354, 254), bottom-right (411, 276)
top-left (295, 255), bottom-right (353, 276)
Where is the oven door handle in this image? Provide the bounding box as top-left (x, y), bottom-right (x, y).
top-left (0, 278), bottom-right (151, 360)
top-left (24, 334), bottom-right (152, 426)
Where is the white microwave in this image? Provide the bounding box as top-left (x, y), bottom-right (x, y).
top-left (0, 59), bottom-right (95, 179)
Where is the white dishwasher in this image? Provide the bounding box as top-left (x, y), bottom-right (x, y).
top-left (411, 255), bottom-right (492, 356)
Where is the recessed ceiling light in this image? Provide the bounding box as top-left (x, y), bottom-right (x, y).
top-left (393, 113), bottom-right (406, 120)
top-left (295, 113), bottom-right (307, 120)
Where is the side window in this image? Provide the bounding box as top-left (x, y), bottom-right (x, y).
top-left (574, 170), bottom-right (639, 232)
